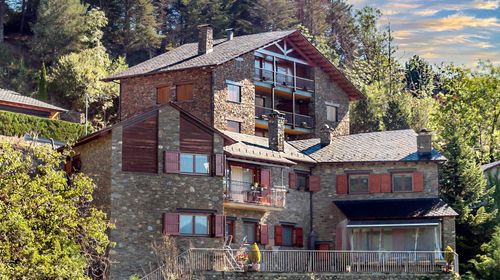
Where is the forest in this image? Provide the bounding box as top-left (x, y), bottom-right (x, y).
top-left (0, 0), bottom-right (498, 279)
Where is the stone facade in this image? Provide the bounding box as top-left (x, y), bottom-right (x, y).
top-left (196, 272), bottom-right (456, 280)
top-left (213, 52), bottom-right (256, 134)
top-left (442, 217), bottom-right (456, 250)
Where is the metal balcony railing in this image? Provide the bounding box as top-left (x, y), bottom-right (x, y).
top-left (254, 68), bottom-right (315, 92)
top-left (224, 180), bottom-right (286, 208)
top-left (255, 106), bottom-right (314, 129)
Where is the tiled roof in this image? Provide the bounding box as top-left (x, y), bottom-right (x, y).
top-left (334, 198), bottom-right (458, 220)
top-left (219, 130), bottom-right (316, 166)
top-left (289, 129), bottom-right (445, 163)
top-left (106, 30), bottom-right (296, 80)
top-left (0, 88), bottom-right (66, 112)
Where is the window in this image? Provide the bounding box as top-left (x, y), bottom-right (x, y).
top-left (244, 222), bottom-right (257, 244)
top-left (392, 173), bottom-right (413, 192)
top-left (179, 214), bottom-right (209, 235)
top-left (349, 174), bottom-right (369, 193)
top-left (176, 84), bottom-right (193, 101)
top-left (227, 120), bottom-right (241, 133)
top-left (255, 128), bottom-right (268, 137)
top-left (156, 86), bottom-right (170, 104)
top-left (226, 219), bottom-right (235, 240)
top-left (327, 105), bottom-right (338, 122)
top-left (227, 83), bottom-right (241, 103)
top-left (282, 226), bottom-right (294, 246)
top-left (180, 153), bottom-right (209, 174)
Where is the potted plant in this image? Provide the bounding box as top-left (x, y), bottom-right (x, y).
top-left (248, 243), bottom-right (262, 271)
top-left (444, 246), bottom-right (455, 272)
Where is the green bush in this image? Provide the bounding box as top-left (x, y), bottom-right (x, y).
top-left (0, 110), bottom-right (88, 142)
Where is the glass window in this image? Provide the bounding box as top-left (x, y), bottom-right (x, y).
top-left (393, 173), bottom-right (413, 192)
top-left (195, 216), bottom-right (208, 234)
top-left (227, 83), bottom-right (241, 103)
top-left (349, 174), bottom-right (369, 193)
top-left (179, 215), bottom-right (209, 235)
top-left (244, 222), bottom-right (256, 244)
top-left (327, 105), bottom-right (338, 122)
top-left (180, 153), bottom-right (209, 174)
top-left (180, 215), bottom-right (193, 234)
top-left (227, 120), bottom-right (241, 133)
top-left (195, 155), bottom-right (209, 174)
top-left (180, 153), bottom-right (194, 173)
top-left (226, 220), bottom-right (235, 239)
top-left (282, 226), bottom-right (294, 246)
top-left (297, 173), bottom-right (309, 190)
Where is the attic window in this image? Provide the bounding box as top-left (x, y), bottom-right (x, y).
top-left (235, 57), bottom-right (244, 69)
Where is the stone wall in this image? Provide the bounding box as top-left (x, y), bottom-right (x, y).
top-left (119, 68), bottom-right (213, 124)
top-left (213, 52), bottom-right (256, 134)
top-left (442, 217), bottom-right (456, 250)
top-left (195, 271), bottom-right (456, 280)
top-left (313, 69), bottom-right (350, 137)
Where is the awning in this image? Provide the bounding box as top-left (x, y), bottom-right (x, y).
top-left (347, 219), bottom-right (440, 228)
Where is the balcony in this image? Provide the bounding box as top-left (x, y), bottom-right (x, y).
top-left (224, 180), bottom-right (286, 211)
top-left (254, 68), bottom-right (315, 93)
top-left (255, 106), bottom-right (314, 130)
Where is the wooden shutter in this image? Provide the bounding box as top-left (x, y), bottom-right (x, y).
top-left (335, 227), bottom-right (342, 249)
top-left (177, 84), bottom-right (193, 101)
top-left (162, 213), bottom-right (180, 235)
top-left (380, 173), bottom-right (391, 193)
top-left (289, 172), bottom-right (297, 189)
top-left (308, 175), bottom-right (321, 192)
top-left (260, 224), bottom-right (269, 245)
top-left (214, 215), bottom-right (225, 237)
top-left (294, 227), bottom-right (303, 247)
top-left (274, 225), bottom-right (283, 246)
top-left (369, 174), bottom-right (381, 193)
top-left (64, 160), bottom-right (73, 174)
top-left (122, 112), bottom-right (158, 173)
top-left (413, 172), bottom-right (424, 192)
top-left (260, 169), bottom-right (272, 188)
top-left (336, 175), bottom-right (348, 194)
top-left (164, 151), bottom-right (180, 173)
top-left (214, 154), bottom-right (225, 176)
top-left (318, 244), bottom-right (330, 250)
top-left (393, 229), bottom-right (405, 250)
top-left (156, 86), bottom-right (170, 104)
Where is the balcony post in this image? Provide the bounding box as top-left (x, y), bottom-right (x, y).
top-left (272, 56), bottom-right (277, 87)
top-left (292, 91), bottom-right (296, 128)
top-left (293, 61), bottom-right (297, 91)
top-left (272, 87), bottom-right (275, 110)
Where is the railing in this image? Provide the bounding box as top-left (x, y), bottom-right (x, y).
top-left (254, 68), bottom-right (315, 92)
top-left (224, 180), bottom-right (286, 208)
top-left (255, 106), bottom-right (314, 129)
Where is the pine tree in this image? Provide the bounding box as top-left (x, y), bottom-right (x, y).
top-left (350, 99), bottom-right (381, 133)
top-left (404, 55), bottom-right (435, 98)
top-left (37, 62), bottom-right (48, 101)
top-left (296, 0), bottom-right (328, 36)
top-left (382, 97), bottom-right (410, 131)
top-left (0, 0), bottom-right (5, 44)
top-left (251, 0), bottom-right (297, 32)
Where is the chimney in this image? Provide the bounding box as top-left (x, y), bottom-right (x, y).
top-left (226, 28), bottom-right (234, 41)
top-left (268, 110), bottom-right (285, 152)
top-left (417, 128), bottom-right (433, 158)
top-left (320, 124), bottom-right (331, 146)
top-left (198, 24), bottom-right (213, 55)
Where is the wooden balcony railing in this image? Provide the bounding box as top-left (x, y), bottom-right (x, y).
top-left (254, 68), bottom-right (315, 92)
top-left (255, 106), bottom-right (314, 129)
top-left (224, 180), bottom-right (286, 208)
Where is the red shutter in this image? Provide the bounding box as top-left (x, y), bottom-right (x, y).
top-left (308, 175), bottom-right (321, 192)
top-left (369, 174), bottom-right (381, 193)
top-left (413, 172), bottom-right (424, 192)
top-left (274, 225), bottom-right (283, 246)
top-left (260, 169), bottom-right (272, 188)
top-left (214, 154), bottom-right (225, 176)
top-left (214, 215), bottom-right (225, 237)
top-left (336, 175), bottom-right (348, 194)
top-left (380, 173), bottom-right (392, 193)
top-left (294, 227), bottom-right (303, 247)
top-left (260, 224), bottom-right (269, 245)
top-left (318, 244), bottom-right (330, 250)
top-left (164, 151), bottom-right (180, 173)
top-left (162, 213), bottom-right (179, 235)
top-left (289, 172), bottom-right (297, 189)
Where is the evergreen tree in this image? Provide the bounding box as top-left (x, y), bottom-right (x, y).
top-left (327, 0), bottom-right (358, 68)
top-left (470, 226), bottom-right (500, 280)
top-left (296, 0), bottom-right (328, 36)
top-left (350, 99), bottom-right (380, 133)
top-left (228, 0), bottom-right (256, 35)
top-left (382, 97), bottom-right (410, 130)
top-left (404, 55), bottom-right (435, 98)
top-left (37, 62), bottom-right (48, 100)
top-left (0, 0), bottom-right (4, 44)
top-left (251, 0), bottom-right (297, 32)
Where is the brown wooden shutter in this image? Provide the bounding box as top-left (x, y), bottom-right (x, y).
top-left (162, 213), bottom-right (180, 235)
top-left (177, 84), bottom-right (193, 101)
top-left (260, 224), bottom-right (269, 245)
top-left (336, 175), bottom-right (348, 194)
top-left (380, 173), bottom-right (392, 193)
top-left (156, 86), bottom-right (170, 104)
top-left (214, 154), bottom-right (225, 176)
top-left (260, 169), bottom-right (272, 188)
top-left (214, 215), bottom-right (225, 237)
top-left (308, 175), bottom-right (321, 192)
top-left (289, 172), bottom-right (297, 189)
top-left (274, 225), bottom-right (283, 246)
top-left (164, 151), bottom-right (180, 173)
top-left (64, 160), bottom-right (73, 174)
top-left (294, 227), bottom-right (303, 247)
top-left (413, 172), bottom-right (424, 192)
top-left (369, 174), bottom-right (381, 193)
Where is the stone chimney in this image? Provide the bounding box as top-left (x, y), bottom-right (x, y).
top-left (268, 110), bottom-right (285, 152)
top-left (226, 28), bottom-right (234, 41)
top-left (198, 24), bottom-right (213, 55)
top-left (417, 128), bottom-right (433, 158)
top-left (320, 124), bottom-right (331, 146)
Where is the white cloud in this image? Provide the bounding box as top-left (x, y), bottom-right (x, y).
top-left (413, 9), bottom-right (440, 16)
top-left (421, 14), bottom-right (500, 31)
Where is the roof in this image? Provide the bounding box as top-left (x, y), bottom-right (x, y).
top-left (289, 129), bottom-right (446, 163)
top-left (105, 30), bottom-right (364, 100)
top-left (334, 198), bottom-right (458, 220)
top-left (219, 130), bottom-right (315, 166)
top-left (481, 160), bottom-right (500, 172)
top-left (0, 88), bottom-right (66, 112)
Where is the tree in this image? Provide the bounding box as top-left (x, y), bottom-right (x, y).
top-left (326, 0), bottom-right (358, 68)
top-left (404, 55), bottom-right (435, 98)
top-left (470, 226), bottom-right (500, 280)
top-left (0, 0), bottom-right (5, 43)
top-left (296, 0), bottom-right (328, 36)
top-left (382, 96), bottom-right (410, 130)
top-left (251, 0), bottom-right (297, 32)
top-left (350, 98), bottom-right (381, 133)
top-left (0, 139), bottom-right (112, 279)
top-left (31, 0), bottom-right (88, 64)
top-left (37, 62), bottom-right (48, 100)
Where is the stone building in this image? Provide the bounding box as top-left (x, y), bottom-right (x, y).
top-left (71, 26), bottom-right (458, 279)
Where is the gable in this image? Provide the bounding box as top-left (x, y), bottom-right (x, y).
top-left (179, 113), bottom-right (213, 153)
top-left (122, 111), bottom-right (158, 173)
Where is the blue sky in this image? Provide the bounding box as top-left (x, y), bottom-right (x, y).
top-left (349, 0), bottom-right (500, 67)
